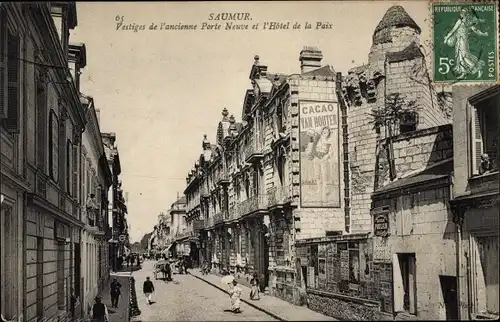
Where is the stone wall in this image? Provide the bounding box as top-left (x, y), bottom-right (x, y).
top-left (372, 186), bottom-right (456, 320)
top-left (289, 77), bottom-right (345, 240)
top-left (375, 124), bottom-right (453, 187)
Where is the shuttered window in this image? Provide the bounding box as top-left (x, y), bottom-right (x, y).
top-left (48, 110), bottom-right (59, 181)
top-left (0, 16), bottom-right (20, 133)
top-left (72, 144), bottom-right (78, 199)
top-left (471, 106), bottom-right (484, 175)
top-left (36, 82), bottom-right (47, 170)
top-left (66, 140), bottom-right (72, 194)
top-left (5, 31), bottom-right (20, 132)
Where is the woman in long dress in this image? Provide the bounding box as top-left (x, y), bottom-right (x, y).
top-left (444, 7), bottom-right (489, 79)
top-left (229, 279), bottom-right (243, 313)
top-left (249, 272), bottom-right (261, 300)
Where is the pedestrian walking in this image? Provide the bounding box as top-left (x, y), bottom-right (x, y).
top-left (183, 259), bottom-right (189, 274)
top-left (110, 278), bottom-right (122, 308)
top-left (70, 289), bottom-right (78, 317)
top-left (143, 276), bottom-right (155, 305)
top-left (90, 296), bottom-right (109, 322)
top-left (249, 272), bottom-right (261, 300)
top-left (228, 279), bottom-right (242, 313)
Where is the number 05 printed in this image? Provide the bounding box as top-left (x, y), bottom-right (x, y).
top-left (432, 2), bottom-right (498, 84)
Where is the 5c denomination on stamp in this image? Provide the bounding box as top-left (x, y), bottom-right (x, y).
top-left (432, 2), bottom-right (498, 84)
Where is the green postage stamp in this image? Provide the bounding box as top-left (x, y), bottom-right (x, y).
top-left (432, 1), bottom-right (499, 84)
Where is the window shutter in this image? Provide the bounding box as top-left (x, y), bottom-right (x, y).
top-left (472, 107), bottom-right (483, 174)
top-left (0, 9), bottom-right (7, 119)
top-left (81, 154), bottom-right (86, 201)
top-left (72, 144), bottom-right (78, 199)
top-left (67, 140), bottom-right (72, 194)
top-left (5, 32), bottom-right (20, 132)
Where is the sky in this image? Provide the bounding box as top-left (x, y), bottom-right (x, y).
top-left (70, 1), bottom-right (431, 243)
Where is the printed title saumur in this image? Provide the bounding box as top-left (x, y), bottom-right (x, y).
top-left (208, 12), bottom-right (252, 20)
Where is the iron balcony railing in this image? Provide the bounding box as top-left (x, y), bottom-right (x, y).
top-left (267, 185), bottom-right (292, 208)
top-left (239, 194), bottom-right (268, 216)
top-left (215, 170), bottom-right (230, 185)
top-left (244, 140), bottom-right (265, 163)
top-left (175, 230), bottom-right (194, 240)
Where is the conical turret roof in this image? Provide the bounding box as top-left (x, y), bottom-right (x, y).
top-left (374, 5), bottom-right (421, 35)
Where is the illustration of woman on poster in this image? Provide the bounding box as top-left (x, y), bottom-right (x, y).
top-left (444, 7), bottom-right (489, 79)
top-left (306, 126), bottom-right (332, 205)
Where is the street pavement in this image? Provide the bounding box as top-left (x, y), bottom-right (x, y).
top-left (97, 273), bottom-right (131, 322)
top-left (131, 260), bottom-right (278, 321)
top-left (190, 269), bottom-right (337, 321)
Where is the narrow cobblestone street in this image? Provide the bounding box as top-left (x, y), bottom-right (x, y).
top-left (131, 261), bottom-right (278, 321)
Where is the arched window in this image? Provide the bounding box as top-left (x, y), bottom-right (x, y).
top-left (48, 110), bottom-right (59, 182)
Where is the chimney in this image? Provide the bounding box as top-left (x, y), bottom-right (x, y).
top-left (299, 46), bottom-right (323, 73)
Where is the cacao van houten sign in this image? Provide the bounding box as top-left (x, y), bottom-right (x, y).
top-left (374, 213), bottom-right (389, 237)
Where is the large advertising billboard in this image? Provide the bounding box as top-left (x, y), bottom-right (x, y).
top-left (299, 101), bottom-right (340, 208)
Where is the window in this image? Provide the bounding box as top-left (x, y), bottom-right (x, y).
top-left (36, 76), bottom-right (47, 170)
top-left (474, 236), bottom-right (499, 316)
top-left (66, 139), bottom-right (72, 194)
top-left (49, 110), bottom-right (59, 181)
top-left (393, 253), bottom-right (417, 315)
top-left (471, 97), bottom-right (499, 176)
top-left (0, 12), bottom-right (21, 133)
top-left (72, 144), bottom-right (78, 198)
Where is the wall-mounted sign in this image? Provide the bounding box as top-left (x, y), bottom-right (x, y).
top-left (118, 234), bottom-right (126, 242)
top-left (374, 213), bottom-right (389, 237)
top-left (298, 101), bottom-right (341, 208)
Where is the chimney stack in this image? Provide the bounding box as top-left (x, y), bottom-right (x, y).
top-left (299, 46), bottom-right (323, 73)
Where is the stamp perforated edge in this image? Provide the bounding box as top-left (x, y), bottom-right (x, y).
top-left (428, 0), bottom-right (500, 86)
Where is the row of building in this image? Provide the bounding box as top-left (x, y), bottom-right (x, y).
top-left (0, 3), bottom-right (129, 321)
top-left (151, 5), bottom-right (499, 321)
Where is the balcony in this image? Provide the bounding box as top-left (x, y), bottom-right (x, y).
top-left (240, 194), bottom-right (268, 217)
top-left (201, 186), bottom-right (210, 199)
top-left (244, 140), bottom-right (265, 163)
top-left (213, 210), bottom-right (227, 225)
top-left (228, 203), bottom-right (242, 222)
top-left (175, 230), bottom-right (195, 241)
top-left (215, 171), bottom-right (230, 186)
top-left (267, 185), bottom-right (292, 209)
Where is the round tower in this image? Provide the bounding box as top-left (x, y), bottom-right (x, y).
top-left (369, 5), bottom-right (422, 65)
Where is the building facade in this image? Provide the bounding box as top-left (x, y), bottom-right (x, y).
top-left (181, 5), bottom-right (460, 321)
top-left (80, 94), bottom-right (113, 314)
top-left (0, 2), bottom-right (90, 321)
top-left (102, 132), bottom-right (128, 271)
top-left (450, 85), bottom-right (499, 320)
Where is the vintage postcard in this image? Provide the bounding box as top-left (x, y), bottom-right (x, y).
top-left (0, 1), bottom-right (498, 322)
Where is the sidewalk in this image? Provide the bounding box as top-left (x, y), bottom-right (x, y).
top-left (189, 270), bottom-right (337, 321)
top-left (97, 272), bottom-right (132, 322)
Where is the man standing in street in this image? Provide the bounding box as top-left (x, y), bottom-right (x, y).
top-left (90, 296), bottom-right (109, 322)
top-left (110, 278), bottom-right (122, 308)
top-left (143, 276), bottom-right (155, 305)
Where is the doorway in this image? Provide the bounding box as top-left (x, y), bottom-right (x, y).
top-left (440, 275), bottom-right (459, 320)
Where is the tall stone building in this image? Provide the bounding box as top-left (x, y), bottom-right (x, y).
top-left (450, 85), bottom-right (499, 320)
top-left (102, 132), bottom-right (127, 271)
top-left (0, 2), bottom-right (91, 321)
top-left (80, 94), bottom-right (113, 315)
